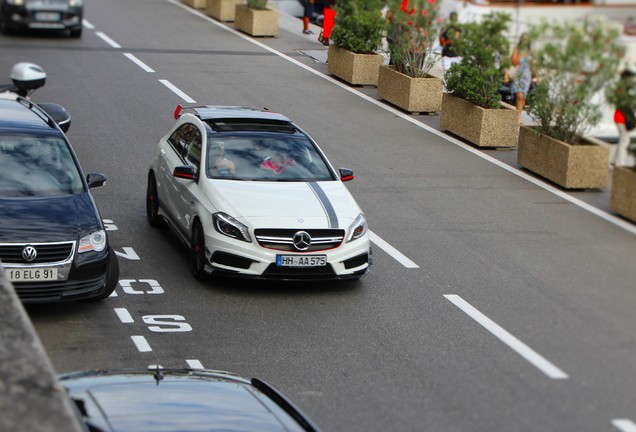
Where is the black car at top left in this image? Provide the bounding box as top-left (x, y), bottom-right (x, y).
top-left (0, 0), bottom-right (83, 37)
top-left (0, 63), bottom-right (118, 303)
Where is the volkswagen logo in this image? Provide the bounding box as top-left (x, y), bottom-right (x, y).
top-left (292, 231), bottom-right (311, 251)
top-left (22, 246), bottom-right (37, 262)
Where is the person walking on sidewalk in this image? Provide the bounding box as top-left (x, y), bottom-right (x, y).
top-left (319, 0), bottom-right (336, 46)
top-left (302, 0), bottom-right (315, 35)
top-left (608, 69), bottom-right (636, 166)
top-left (439, 11), bottom-right (462, 90)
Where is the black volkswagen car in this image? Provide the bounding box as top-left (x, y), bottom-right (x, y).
top-left (59, 368), bottom-right (321, 432)
top-left (0, 0), bottom-right (83, 37)
top-left (0, 92), bottom-right (118, 302)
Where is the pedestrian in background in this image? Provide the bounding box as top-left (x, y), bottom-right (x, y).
top-left (439, 11), bottom-right (462, 90)
top-left (302, 0), bottom-right (315, 35)
top-left (508, 33), bottom-right (534, 124)
top-left (319, 0), bottom-right (336, 46)
top-left (608, 69), bottom-right (636, 166)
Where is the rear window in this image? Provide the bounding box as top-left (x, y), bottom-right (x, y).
top-left (0, 134), bottom-right (84, 197)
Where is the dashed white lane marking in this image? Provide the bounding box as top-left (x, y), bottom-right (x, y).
top-left (187, 359), bottom-right (205, 369)
top-left (159, 79), bottom-right (196, 103)
top-left (613, 419), bottom-right (636, 432)
top-left (444, 294), bottom-right (569, 380)
top-left (82, 19), bottom-right (95, 29)
top-left (131, 335), bottom-right (152, 352)
top-left (95, 32), bottom-right (121, 48)
top-left (369, 230), bottom-right (419, 268)
top-left (114, 307), bottom-right (134, 324)
top-left (165, 0), bottom-right (636, 237)
top-left (123, 53), bottom-right (156, 73)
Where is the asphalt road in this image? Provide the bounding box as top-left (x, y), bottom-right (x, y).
top-left (2, 1), bottom-right (636, 431)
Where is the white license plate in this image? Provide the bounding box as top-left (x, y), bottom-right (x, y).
top-left (276, 255), bottom-right (327, 267)
top-left (34, 12), bottom-right (61, 22)
top-left (8, 268), bottom-right (58, 282)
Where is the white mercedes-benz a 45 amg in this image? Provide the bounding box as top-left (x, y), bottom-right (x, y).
top-left (146, 105), bottom-right (371, 281)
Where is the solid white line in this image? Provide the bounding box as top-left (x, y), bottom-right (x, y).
top-left (159, 79), bottom-right (196, 103)
top-left (165, 0), bottom-right (636, 237)
top-left (131, 335), bottom-right (152, 352)
top-left (187, 359), bottom-right (205, 369)
top-left (123, 53), bottom-right (155, 73)
top-left (95, 32), bottom-right (121, 48)
top-left (369, 230), bottom-right (419, 268)
top-left (114, 308), bottom-right (134, 324)
top-left (444, 294), bottom-right (569, 380)
top-left (613, 419), bottom-right (636, 432)
top-left (82, 19), bottom-right (95, 30)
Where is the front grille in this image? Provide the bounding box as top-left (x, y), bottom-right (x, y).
top-left (255, 229), bottom-right (344, 252)
top-left (13, 275), bottom-right (106, 302)
top-left (262, 263), bottom-right (336, 279)
top-left (0, 242), bottom-right (75, 264)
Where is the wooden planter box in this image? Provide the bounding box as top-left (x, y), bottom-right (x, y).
top-left (182, 0), bottom-right (206, 9)
top-left (440, 93), bottom-right (519, 148)
top-left (610, 166), bottom-right (636, 222)
top-left (327, 45), bottom-right (384, 86)
top-left (517, 126), bottom-right (610, 190)
top-left (234, 4), bottom-right (278, 37)
top-left (377, 65), bottom-right (443, 114)
top-left (206, 0), bottom-right (243, 21)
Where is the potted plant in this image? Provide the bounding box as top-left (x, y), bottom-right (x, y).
top-left (607, 71), bottom-right (636, 222)
top-left (235, 0), bottom-right (278, 37)
top-left (440, 12), bottom-right (519, 148)
top-left (377, 0), bottom-right (444, 113)
top-left (327, 0), bottom-right (386, 86)
top-left (206, 0), bottom-right (244, 22)
top-left (517, 16), bottom-right (623, 189)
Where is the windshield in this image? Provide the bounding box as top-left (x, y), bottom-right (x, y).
top-left (206, 135), bottom-right (335, 181)
top-left (0, 134), bottom-right (84, 197)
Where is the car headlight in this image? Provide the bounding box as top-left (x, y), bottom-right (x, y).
top-left (68, 0), bottom-right (83, 6)
top-left (78, 230), bottom-right (107, 253)
top-left (7, 0), bottom-right (25, 6)
top-left (213, 212), bottom-right (252, 243)
top-left (346, 213), bottom-right (367, 242)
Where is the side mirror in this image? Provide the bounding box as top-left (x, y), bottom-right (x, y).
top-left (339, 168), bottom-right (354, 182)
top-left (38, 102), bottom-right (71, 132)
top-left (173, 165), bottom-right (197, 181)
top-left (86, 173), bottom-right (107, 188)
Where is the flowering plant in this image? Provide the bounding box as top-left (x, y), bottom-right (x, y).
top-left (330, 0), bottom-right (386, 54)
top-left (386, 0), bottom-right (442, 78)
top-left (247, 0), bottom-right (268, 9)
top-left (444, 12), bottom-right (511, 109)
top-left (526, 16), bottom-right (624, 144)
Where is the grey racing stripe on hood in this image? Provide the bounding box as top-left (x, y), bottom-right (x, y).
top-left (307, 182), bottom-right (339, 229)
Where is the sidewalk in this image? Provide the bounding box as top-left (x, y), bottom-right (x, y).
top-left (273, 7), bottom-right (634, 228)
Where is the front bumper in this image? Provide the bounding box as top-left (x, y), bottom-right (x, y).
top-left (2, 4), bottom-right (82, 31)
top-left (202, 225), bottom-right (372, 281)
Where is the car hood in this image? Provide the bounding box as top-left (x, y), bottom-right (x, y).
top-left (62, 373), bottom-right (304, 432)
top-left (206, 180), bottom-right (362, 229)
top-left (0, 193), bottom-right (102, 242)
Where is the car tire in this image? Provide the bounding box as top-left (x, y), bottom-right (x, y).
top-left (87, 246), bottom-right (120, 301)
top-left (191, 221), bottom-right (210, 281)
top-left (146, 172), bottom-right (163, 227)
top-left (69, 28), bottom-right (82, 38)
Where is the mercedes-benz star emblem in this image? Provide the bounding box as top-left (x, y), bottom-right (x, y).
top-left (22, 246), bottom-right (37, 262)
top-left (292, 231), bottom-right (311, 251)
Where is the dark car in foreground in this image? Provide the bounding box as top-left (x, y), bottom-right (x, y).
top-left (0, 0), bottom-right (83, 37)
top-left (0, 64), bottom-right (118, 302)
top-left (59, 368), bottom-right (321, 432)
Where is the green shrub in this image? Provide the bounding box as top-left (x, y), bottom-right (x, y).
top-left (444, 12), bottom-right (511, 109)
top-left (330, 0), bottom-right (385, 54)
top-left (247, 0), bottom-right (268, 9)
top-left (527, 16), bottom-right (624, 144)
top-left (386, 0), bottom-right (442, 78)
